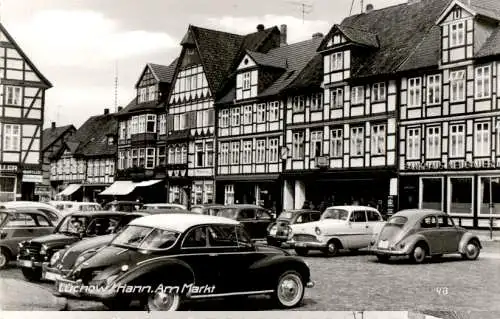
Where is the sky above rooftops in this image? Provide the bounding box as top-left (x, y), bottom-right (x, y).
top-left (1, 0), bottom-right (405, 128)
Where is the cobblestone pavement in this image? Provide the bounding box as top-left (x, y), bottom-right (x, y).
top-left (1, 242), bottom-right (499, 311)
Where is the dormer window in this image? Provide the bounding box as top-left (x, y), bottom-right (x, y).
top-left (139, 88), bottom-right (147, 103)
top-left (242, 72), bottom-right (251, 90)
top-left (330, 52), bottom-right (343, 71)
top-left (147, 86), bottom-right (156, 101)
top-left (333, 34), bottom-right (341, 45)
top-left (450, 21), bottom-right (465, 47)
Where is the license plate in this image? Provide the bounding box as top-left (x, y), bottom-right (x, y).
top-left (18, 260), bottom-right (33, 267)
top-left (378, 240), bottom-right (389, 249)
top-left (43, 271), bottom-right (62, 281)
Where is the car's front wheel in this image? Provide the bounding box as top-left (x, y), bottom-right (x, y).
top-left (461, 239), bottom-right (480, 260)
top-left (322, 240), bottom-right (339, 257)
top-left (272, 270), bottom-right (305, 309)
top-left (0, 248), bottom-right (10, 269)
top-left (21, 268), bottom-right (42, 281)
top-left (144, 286), bottom-right (181, 311)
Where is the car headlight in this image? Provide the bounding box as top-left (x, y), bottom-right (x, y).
top-left (40, 244), bottom-right (49, 255)
top-left (315, 226), bottom-right (321, 235)
top-left (50, 251), bottom-right (61, 266)
top-left (18, 242), bottom-right (25, 249)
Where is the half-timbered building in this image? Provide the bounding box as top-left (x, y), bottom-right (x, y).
top-left (50, 109), bottom-right (118, 202)
top-left (398, 0), bottom-right (500, 227)
top-left (41, 122), bottom-right (76, 200)
top-left (165, 24), bottom-right (280, 207)
top-left (0, 22), bottom-right (52, 201)
top-left (215, 27), bottom-right (323, 210)
top-left (103, 60), bottom-right (177, 202)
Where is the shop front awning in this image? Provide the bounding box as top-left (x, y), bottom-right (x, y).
top-left (135, 180), bottom-right (163, 187)
top-left (99, 181), bottom-right (136, 196)
top-left (57, 184), bottom-right (82, 196)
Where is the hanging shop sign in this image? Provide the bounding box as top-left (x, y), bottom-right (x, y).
top-left (405, 159), bottom-right (500, 171)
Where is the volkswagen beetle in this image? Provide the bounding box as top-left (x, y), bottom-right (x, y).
top-left (370, 209), bottom-right (482, 263)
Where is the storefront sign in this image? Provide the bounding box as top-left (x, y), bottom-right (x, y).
top-left (35, 185), bottom-right (50, 195)
top-left (193, 168), bottom-right (212, 176)
top-left (405, 159), bottom-right (500, 171)
top-left (316, 156), bottom-right (329, 168)
top-left (22, 170), bottom-right (43, 183)
top-left (0, 164), bottom-right (18, 172)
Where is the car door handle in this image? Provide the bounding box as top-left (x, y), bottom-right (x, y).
top-left (208, 253), bottom-right (217, 257)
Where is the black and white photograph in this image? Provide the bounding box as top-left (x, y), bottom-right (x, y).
top-left (0, 0), bottom-right (499, 316)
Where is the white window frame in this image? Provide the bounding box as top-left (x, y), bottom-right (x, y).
top-left (145, 148), bottom-right (155, 169)
top-left (230, 142), bottom-right (240, 165)
top-left (6, 86), bottom-right (22, 105)
top-left (310, 93), bottom-right (323, 111)
top-left (138, 115), bottom-right (146, 133)
top-left (292, 131), bottom-right (304, 159)
top-left (256, 139), bottom-right (266, 163)
top-left (159, 114), bottom-right (166, 135)
top-left (351, 86), bottom-right (364, 105)
top-left (449, 124), bottom-right (465, 158)
top-left (179, 113), bottom-right (188, 130)
top-left (224, 184), bottom-right (234, 205)
top-left (220, 143), bottom-right (229, 165)
top-left (230, 108), bottom-right (240, 127)
top-left (157, 147), bottom-right (166, 167)
top-left (139, 87), bottom-right (147, 103)
top-left (330, 128), bottom-right (343, 158)
top-left (310, 130), bottom-right (323, 158)
top-left (475, 122), bottom-right (490, 157)
top-left (447, 176), bottom-right (474, 216)
top-left (427, 74), bottom-right (441, 105)
top-left (174, 147), bottom-right (181, 164)
top-left (147, 85), bottom-right (156, 101)
top-left (331, 88), bottom-right (343, 109)
top-left (350, 126), bottom-right (364, 157)
top-left (475, 65), bottom-right (491, 99)
top-left (3, 124), bottom-right (20, 151)
top-left (330, 52), bottom-right (343, 71)
top-left (408, 77), bottom-right (422, 107)
top-left (243, 105), bottom-right (252, 124)
top-left (220, 109), bottom-right (229, 128)
top-left (242, 140), bottom-right (252, 164)
top-left (195, 143), bottom-right (204, 167)
top-left (146, 114), bottom-right (156, 133)
top-left (450, 21), bottom-right (465, 48)
top-left (205, 142), bottom-right (214, 167)
top-left (168, 148), bottom-right (174, 164)
top-left (257, 103), bottom-right (266, 123)
top-left (181, 145), bottom-right (187, 163)
top-left (450, 70), bottom-right (466, 103)
top-left (426, 126), bottom-right (441, 159)
top-left (269, 102), bottom-right (280, 121)
top-left (371, 124), bottom-right (386, 155)
top-left (242, 72), bottom-right (251, 90)
top-left (372, 83), bottom-right (386, 102)
top-left (292, 96), bottom-right (305, 113)
top-left (268, 138), bottom-right (279, 162)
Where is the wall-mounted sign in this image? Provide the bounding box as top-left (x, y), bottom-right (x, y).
top-left (22, 170), bottom-right (43, 183)
top-left (193, 168), bottom-right (212, 176)
top-left (0, 164), bottom-right (18, 172)
top-left (316, 156), bottom-right (329, 168)
top-left (405, 159), bottom-right (500, 171)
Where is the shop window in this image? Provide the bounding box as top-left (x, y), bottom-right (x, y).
top-left (420, 177), bottom-right (443, 210)
top-left (224, 184), bottom-right (234, 205)
top-left (204, 183), bottom-right (214, 204)
top-left (478, 177), bottom-right (500, 215)
top-left (169, 185), bottom-right (180, 204)
top-left (194, 184), bottom-right (203, 205)
top-left (0, 176), bottom-right (16, 202)
top-left (448, 177), bottom-right (473, 215)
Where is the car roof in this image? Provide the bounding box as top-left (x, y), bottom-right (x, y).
top-left (324, 205), bottom-right (379, 211)
top-left (220, 204), bottom-right (265, 209)
top-left (393, 209), bottom-right (445, 220)
top-left (191, 204), bottom-right (224, 208)
top-left (136, 208), bottom-right (191, 214)
top-left (106, 201), bottom-right (141, 205)
top-left (0, 208), bottom-right (49, 215)
top-left (64, 210), bottom-right (129, 217)
top-left (282, 209), bottom-right (320, 214)
top-left (129, 213), bottom-right (239, 232)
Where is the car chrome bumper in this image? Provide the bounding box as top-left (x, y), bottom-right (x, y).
top-left (16, 257), bottom-right (43, 268)
top-left (42, 263), bottom-right (69, 282)
top-left (288, 241), bottom-right (326, 249)
top-left (370, 248), bottom-right (408, 256)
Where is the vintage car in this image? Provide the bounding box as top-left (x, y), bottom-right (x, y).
top-left (17, 211), bottom-right (140, 281)
top-left (1, 201), bottom-right (63, 222)
top-left (143, 203), bottom-right (187, 210)
top-left (288, 205), bottom-right (386, 256)
top-left (370, 209), bottom-right (482, 263)
top-left (103, 201), bottom-right (143, 212)
top-left (266, 210), bottom-right (321, 246)
top-left (0, 209), bottom-right (55, 269)
top-left (54, 213), bottom-right (314, 311)
top-left (42, 208), bottom-right (194, 281)
top-left (216, 204), bottom-right (275, 239)
top-left (190, 204), bottom-right (225, 216)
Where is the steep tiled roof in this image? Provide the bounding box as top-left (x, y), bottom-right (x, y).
top-left (246, 50), bottom-right (287, 69)
top-left (285, 54), bottom-right (324, 92)
top-left (149, 59), bottom-right (178, 83)
top-left (337, 0), bottom-right (450, 77)
top-left (468, 0), bottom-right (500, 20)
top-left (337, 25), bottom-right (379, 48)
top-left (476, 26), bottom-right (500, 58)
top-left (42, 125), bottom-right (75, 151)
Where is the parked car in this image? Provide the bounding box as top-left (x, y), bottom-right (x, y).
top-left (143, 203), bottom-right (187, 210)
top-left (103, 201), bottom-right (143, 212)
top-left (48, 201), bottom-right (77, 212)
top-left (54, 213), bottom-right (314, 310)
top-left (0, 209), bottom-right (55, 269)
top-left (0, 201), bottom-right (62, 222)
top-left (190, 204), bottom-right (225, 215)
top-left (370, 209), bottom-right (482, 263)
top-left (266, 210), bottom-right (321, 246)
top-left (216, 204), bottom-right (274, 239)
top-left (17, 211), bottom-right (139, 281)
top-left (288, 205), bottom-right (386, 256)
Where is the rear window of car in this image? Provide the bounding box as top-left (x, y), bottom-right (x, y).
top-left (217, 208), bottom-right (238, 219)
top-left (387, 216), bottom-right (408, 226)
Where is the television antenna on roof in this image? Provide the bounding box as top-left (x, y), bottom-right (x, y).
top-left (286, 1), bottom-right (313, 24)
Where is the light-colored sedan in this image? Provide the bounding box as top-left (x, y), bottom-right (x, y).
top-left (143, 203), bottom-right (187, 210)
top-left (370, 209), bottom-right (482, 263)
top-left (0, 201), bottom-right (62, 223)
top-left (288, 205), bottom-right (386, 256)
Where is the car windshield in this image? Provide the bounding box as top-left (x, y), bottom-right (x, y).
top-left (321, 209), bottom-right (349, 220)
top-left (111, 225), bottom-right (179, 249)
top-left (217, 208), bottom-right (238, 219)
top-left (191, 207), bottom-right (203, 214)
top-left (55, 215), bottom-right (89, 235)
top-left (278, 212), bottom-right (294, 220)
top-left (387, 216), bottom-right (408, 226)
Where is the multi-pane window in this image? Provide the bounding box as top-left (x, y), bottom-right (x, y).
top-left (193, 184), bottom-right (203, 205)
top-left (372, 83), bottom-right (386, 102)
top-left (181, 145), bottom-right (187, 163)
top-left (256, 139), bottom-right (266, 163)
top-left (157, 147), bottom-right (166, 166)
top-left (220, 109), bottom-right (229, 127)
top-left (195, 143), bottom-right (204, 167)
top-left (426, 126), bottom-right (441, 159)
top-left (119, 122), bottom-right (126, 140)
top-left (138, 88), bottom-right (147, 103)
top-left (351, 86), bottom-right (364, 105)
top-left (310, 131), bottom-right (323, 158)
top-left (350, 127), bottom-right (364, 157)
top-left (292, 96), bottom-right (305, 113)
top-left (174, 147), bottom-right (181, 164)
top-left (230, 142), bottom-right (240, 164)
top-left (146, 115), bottom-right (156, 133)
top-left (158, 114), bottom-right (166, 135)
top-left (6, 86), bottom-right (22, 105)
top-left (243, 105), bottom-right (252, 124)
top-left (220, 143), bottom-right (229, 165)
top-left (131, 149), bottom-right (138, 167)
top-left (331, 88), bottom-right (343, 109)
top-left (450, 21), bottom-right (465, 47)
top-left (407, 128), bottom-right (421, 160)
top-left (330, 52), bottom-right (343, 71)
top-left (3, 124), bottom-right (20, 151)
top-left (242, 72), bottom-right (251, 90)
top-left (242, 140), bottom-right (252, 164)
top-left (206, 142), bottom-right (214, 166)
top-left (371, 124), bottom-right (386, 155)
top-left (475, 66), bottom-right (491, 99)
top-left (146, 148), bottom-right (155, 169)
top-left (450, 124), bottom-right (465, 158)
top-left (475, 122), bottom-right (490, 157)
top-left (230, 108), bottom-right (240, 126)
top-left (139, 149), bottom-right (146, 167)
top-left (257, 103), bottom-right (266, 123)
top-left (408, 77), bottom-right (422, 107)
top-left (268, 138), bottom-right (279, 162)
top-left (269, 102), bottom-right (280, 121)
top-left (450, 70), bottom-right (465, 102)
top-left (311, 93), bottom-right (323, 111)
top-left (427, 74), bottom-right (441, 105)
top-left (330, 128), bottom-right (343, 158)
top-left (204, 183), bottom-right (214, 204)
top-left (147, 85), bottom-right (156, 101)
top-left (292, 131), bottom-right (304, 159)
top-left (168, 148), bottom-right (174, 164)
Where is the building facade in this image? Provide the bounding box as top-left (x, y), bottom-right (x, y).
top-left (0, 23), bottom-right (52, 201)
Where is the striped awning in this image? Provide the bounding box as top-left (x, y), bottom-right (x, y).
top-left (99, 181), bottom-right (136, 196)
top-left (135, 180), bottom-right (162, 187)
top-left (57, 184), bottom-right (82, 196)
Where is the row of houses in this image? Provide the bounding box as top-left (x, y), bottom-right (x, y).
top-left (3, 0), bottom-right (500, 227)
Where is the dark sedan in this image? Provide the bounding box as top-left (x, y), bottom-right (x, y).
top-left (216, 204), bottom-right (274, 239)
top-left (266, 210), bottom-right (321, 246)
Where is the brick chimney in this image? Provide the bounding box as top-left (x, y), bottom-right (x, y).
top-left (117, 106), bottom-right (123, 112)
top-left (51, 122), bottom-right (56, 129)
top-left (280, 24), bottom-right (287, 46)
top-left (312, 32), bottom-right (323, 39)
top-left (104, 108), bottom-right (110, 115)
top-left (366, 4), bottom-right (374, 12)
top-left (256, 24), bottom-right (265, 32)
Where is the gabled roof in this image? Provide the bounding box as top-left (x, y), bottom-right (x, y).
top-left (437, 0), bottom-right (500, 24)
top-left (334, 0), bottom-right (450, 78)
top-left (319, 24), bottom-right (379, 51)
top-left (476, 25), bottom-right (500, 58)
top-left (245, 50), bottom-right (287, 69)
top-left (134, 58), bottom-right (178, 88)
top-left (0, 23), bottom-right (52, 88)
top-left (42, 125), bottom-right (75, 152)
